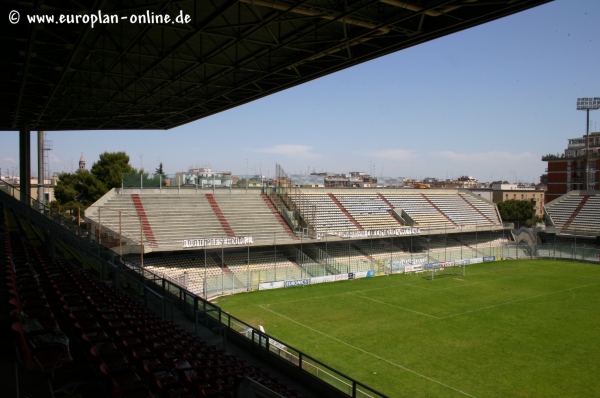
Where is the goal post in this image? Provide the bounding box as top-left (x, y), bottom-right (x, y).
top-left (429, 262), bottom-right (465, 280)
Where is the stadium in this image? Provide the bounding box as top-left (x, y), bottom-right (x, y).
top-left (3, 1), bottom-right (600, 397)
top-left (3, 164), bottom-right (600, 397)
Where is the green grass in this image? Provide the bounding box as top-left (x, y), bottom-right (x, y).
top-left (215, 259), bottom-right (600, 398)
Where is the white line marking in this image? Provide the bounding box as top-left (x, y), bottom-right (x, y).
top-left (258, 304), bottom-right (478, 398)
top-left (422, 276), bottom-right (513, 291)
top-left (260, 280), bottom-right (425, 307)
top-left (263, 275), bottom-right (512, 307)
top-left (348, 293), bottom-right (440, 319)
top-left (439, 283), bottom-right (598, 319)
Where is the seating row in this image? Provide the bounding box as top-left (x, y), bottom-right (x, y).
top-left (545, 194), bottom-right (600, 233)
top-left (87, 193), bottom-right (296, 249)
top-left (6, 231), bottom-right (73, 374)
top-left (290, 194), bottom-right (358, 233)
top-left (292, 192), bottom-right (461, 231)
top-left (4, 207), bottom-right (300, 398)
top-left (133, 250), bottom-right (305, 295)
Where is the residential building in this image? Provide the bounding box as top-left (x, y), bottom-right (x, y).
top-left (543, 131), bottom-right (600, 202)
top-left (464, 188), bottom-right (493, 202)
top-left (1, 176), bottom-right (57, 204)
top-left (492, 187), bottom-right (545, 218)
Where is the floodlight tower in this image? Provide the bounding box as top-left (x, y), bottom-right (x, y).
top-left (576, 97), bottom-right (600, 191)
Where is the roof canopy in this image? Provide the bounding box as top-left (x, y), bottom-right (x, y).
top-left (3, 0), bottom-right (551, 131)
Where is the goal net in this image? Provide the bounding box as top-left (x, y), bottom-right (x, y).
top-left (427, 262), bottom-right (465, 280)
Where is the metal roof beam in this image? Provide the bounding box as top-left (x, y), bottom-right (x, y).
top-left (32, 0), bottom-right (108, 128)
top-left (98, 0), bottom-right (315, 128)
top-left (78, 0), bottom-right (240, 129)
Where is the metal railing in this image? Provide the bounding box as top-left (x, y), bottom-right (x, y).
top-left (121, 173), bottom-right (267, 190)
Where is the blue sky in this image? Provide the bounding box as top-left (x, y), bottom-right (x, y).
top-left (1, 0), bottom-right (599, 183)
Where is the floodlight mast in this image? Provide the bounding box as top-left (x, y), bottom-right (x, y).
top-left (576, 97), bottom-right (600, 191)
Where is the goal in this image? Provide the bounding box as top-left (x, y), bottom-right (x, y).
top-left (429, 262), bottom-right (465, 280)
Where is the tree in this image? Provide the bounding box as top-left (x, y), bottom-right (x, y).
top-left (52, 170), bottom-right (106, 215)
top-left (497, 200), bottom-right (542, 227)
top-left (155, 162), bottom-right (164, 175)
top-left (53, 151), bottom-right (136, 212)
top-left (90, 151), bottom-right (137, 189)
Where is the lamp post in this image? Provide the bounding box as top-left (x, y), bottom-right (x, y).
top-left (577, 97), bottom-right (600, 191)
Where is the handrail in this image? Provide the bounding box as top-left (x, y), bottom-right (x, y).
top-left (86, 206), bottom-right (145, 246)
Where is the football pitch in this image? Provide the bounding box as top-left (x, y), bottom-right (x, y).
top-left (215, 259), bottom-right (600, 397)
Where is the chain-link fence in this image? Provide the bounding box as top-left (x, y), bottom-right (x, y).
top-left (125, 228), bottom-right (600, 299)
top-left (122, 173), bottom-right (266, 190)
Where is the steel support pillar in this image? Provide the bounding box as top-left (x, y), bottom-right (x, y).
top-left (19, 124), bottom-right (31, 204)
top-left (38, 130), bottom-right (44, 209)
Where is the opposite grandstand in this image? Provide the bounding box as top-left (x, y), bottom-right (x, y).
top-left (544, 191), bottom-right (600, 235)
top-left (84, 187), bottom-right (508, 298)
top-left (85, 188), bottom-right (503, 248)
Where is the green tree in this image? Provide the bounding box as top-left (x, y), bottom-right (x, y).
top-left (90, 151), bottom-right (137, 189)
top-left (52, 172), bottom-right (80, 209)
top-left (155, 162), bottom-right (164, 175)
top-left (497, 200), bottom-right (542, 227)
top-left (53, 151), bottom-right (136, 212)
top-left (52, 170), bottom-right (106, 213)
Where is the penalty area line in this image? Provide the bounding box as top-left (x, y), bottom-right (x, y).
top-left (439, 282), bottom-right (599, 319)
top-left (258, 305), bottom-right (477, 398)
top-left (347, 293), bottom-right (440, 319)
